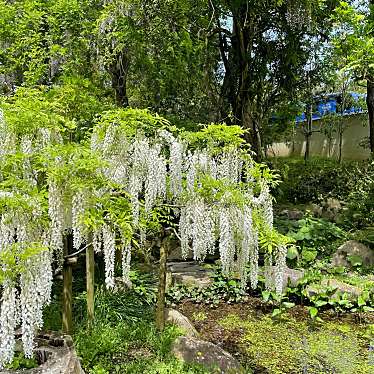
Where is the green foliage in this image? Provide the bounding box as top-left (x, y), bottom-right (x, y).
top-left (40, 143), bottom-right (106, 188)
top-left (332, 1), bottom-right (374, 82)
top-left (0, 0), bottom-right (100, 87)
top-left (44, 273), bottom-right (209, 374)
top-left (272, 157), bottom-right (374, 228)
top-left (75, 321), bottom-right (208, 374)
top-left (276, 214), bottom-right (346, 265)
top-left (46, 76), bottom-right (113, 136)
top-left (0, 87), bottom-right (73, 136)
top-left (272, 157), bottom-right (370, 203)
top-left (5, 352), bottom-right (38, 370)
top-left (167, 269), bottom-right (246, 306)
top-left (0, 242), bottom-right (48, 285)
top-left (182, 124), bottom-right (246, 153)
top-left (343, 161), bottom-right (374, 228)
top-left (94, 108), bottom-right (171, 141)
top-left (261, 290), bottom-right (295, 319)
top-left (219, 313), bottom-right (372, 374)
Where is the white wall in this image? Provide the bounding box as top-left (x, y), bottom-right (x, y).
top-left (268, 114), bottom-right (370, 160)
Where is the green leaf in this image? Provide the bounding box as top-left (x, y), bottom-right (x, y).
top-left (357, 296), bottom-right (366, 307)
top-left (309, 307), bottom-right (318, 319)
top-left (347, 255), bottom-right (363, 267)
top-left (271, 308), bottom-right (282, 318)
top-left (301, 249), bottom-right (317, 262)
top-left (287, 246), bottom-right (299, 260)
top-left (315, 300), bottom-right (328, 307)
top-left (262, 291), bottom-right (271, 302)
top-left (282, 302), bottom-right (295, 309)
top-left (363, 306), bottom-right (374, 312)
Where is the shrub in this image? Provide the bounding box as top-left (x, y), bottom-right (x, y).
top-left (270, 157), bottom-right (371, 203)
top-left (270, 157), bottom-right (374, 228)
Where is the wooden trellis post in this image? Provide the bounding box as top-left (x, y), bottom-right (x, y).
top-left (156, 234), bottom-right (170, 331)
top-left (86, 233), bottom-right (95, 328)
top-left (62, 235), bottom-right (73, 335)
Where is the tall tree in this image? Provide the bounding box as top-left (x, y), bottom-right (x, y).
top-left (333, 0), bottom-right (374, 156)
top-left (207, 0), bottom-right (339, 159)
top-left (368, 0), bottom-right (374, 155)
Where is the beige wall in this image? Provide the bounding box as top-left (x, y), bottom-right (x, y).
top-left (268, 114), bottom-right (370, 160)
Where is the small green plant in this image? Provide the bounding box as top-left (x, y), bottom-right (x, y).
top-left (167, 268), bottom-right (247, 306)
top-left (192, 311), bottom-right (208, 322)
top-left (276, 213), bottom-right (347, 267)
top-left (5, 352), bottom-right (38, 370)
top-left (261, 290), bottom-right (295, 319)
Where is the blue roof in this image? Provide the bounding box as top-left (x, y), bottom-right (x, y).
top-left (296, 92), bottom-right (366, 123)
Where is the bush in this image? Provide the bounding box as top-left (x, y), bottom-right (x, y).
top-left (270, 157), bottom-right (374, 227)
top-left (275, 214), bottom-right (347, 266)
top-left (343, 164), bottom-right (374, 228)
top-left (270, 157), bottom-right (368, 202)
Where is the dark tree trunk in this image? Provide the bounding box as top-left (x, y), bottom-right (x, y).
top-left (217, 5), bottom-right (263, 160)
top-left (110, 52), bottom-right (130, 107)
top-left (367, 79), bottom-right (374, 156)
top-left (239, 97), bottom-right (263, 160)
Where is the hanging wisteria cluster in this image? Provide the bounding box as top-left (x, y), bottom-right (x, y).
top-left (0, 107), bottom-right (288, 367)
top-left (91, 116), bottom-right (288, 294)
top-left (0, 202), bottom-right (53, 368)
top-left (0, 110), bottom-right (55, 367)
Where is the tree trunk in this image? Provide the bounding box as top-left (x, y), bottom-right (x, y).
top-left (241, 102), bottom-right (263, 160)
top-left (338, 121), bottom-right (343, 163)
top-left (367, 79), bottom-right (374, 156)
top-left (86, 233), bottom-right (95, 329)
top-left (156, 237), bottom-right (169, 331)
top-left (216, 5), bottom-right (264, 159)
top-left (62, 236), bottom-right (73, 335)
top-left (110, 52), bottom-right (129, 107)
top-left (304, 103), bottom-right (312, 163)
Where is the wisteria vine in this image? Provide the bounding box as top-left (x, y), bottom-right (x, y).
top-left (0, 107), bottom-right (289, 368)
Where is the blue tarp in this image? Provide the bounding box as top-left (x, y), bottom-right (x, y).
top-left (295, 92), bottom-right (366, 123)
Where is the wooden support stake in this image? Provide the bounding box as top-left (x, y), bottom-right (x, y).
top-left (86, 233), bottom-right (95, 328)
top-left (62, 236), bottom-right (73, 335)
top-left (156, 237), bottom-right (169, 331)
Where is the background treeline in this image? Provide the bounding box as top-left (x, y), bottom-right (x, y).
top-left (1, 0), bottom-right (373, 157)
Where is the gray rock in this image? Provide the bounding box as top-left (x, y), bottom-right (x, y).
top-left (261, 266), bottom-right (304, 291)
top-left (306, 279), bottom-right (363, 298)
top-left (331, 240), bottom-right (374, 269)
top-left (168, 246), bottom-right (187, 261)
top-left (326, 198), bottom-right (342, 211)
top-left (167, 262), bottom-right (213, 289)
top-left (172, 336), bottom-right (245, 374)
top-left (166, 309), bottom-right (199, 338)
top-left (168, 238), bottom-right (194, 261)
top-left (288, 209), bottom-right (304, 220)
top-left (113, 277), bottom-right (133, 293)
top-left (280, 209), bottom-right (304, 220)
top-left (1, 333), bottom-right (84, 374)
top-left (310, 203), bottom-right (323, 217)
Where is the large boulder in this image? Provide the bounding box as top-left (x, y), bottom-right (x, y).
top-left (260, 266), bottom-right (304, 292)
top-left (306, 279), bottom-right (363, 299)
top-left (172, 336), bottom-right (245, 374)
top-left (280, 209), bottom-right (304, 220)
top-left (166, 309), bottom-right (199, 338)
top-left (331, 240), bottom-right (374, 269)
top-left (167, 262), bottom-right (213, 289)
top-left (168, 246), bottom-right (189, 261)
top-left (1, 333), bottom-right (84, 374)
